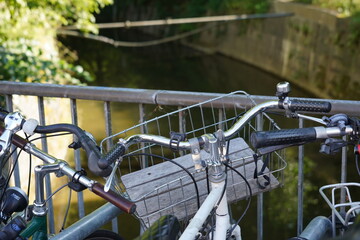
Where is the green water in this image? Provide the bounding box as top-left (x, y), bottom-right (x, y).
top-left (60, 34), bottom-right (358, 240)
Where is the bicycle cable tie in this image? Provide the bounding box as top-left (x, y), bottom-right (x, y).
top-left (69, 169), bottom-right (87, 192)
top-left (169, 131), bottom-right (186, 152)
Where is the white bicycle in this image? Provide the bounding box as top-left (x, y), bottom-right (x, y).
top-left (98, 82), bottom-right (335, 240)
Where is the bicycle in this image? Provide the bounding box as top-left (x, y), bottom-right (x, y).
top-left (95, 82), bottom-right (335, 239)
top-left (0, 110), bottom-right (136, 239)
top-left (250, 102), bottom-right (360, 239)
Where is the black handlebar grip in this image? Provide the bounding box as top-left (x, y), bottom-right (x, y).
top-left (98, 143), bottom-right (126, 169)
top-left (251, 127), bottom-right (317, 149)
top-left (288, 99), bottom-right (331, 113)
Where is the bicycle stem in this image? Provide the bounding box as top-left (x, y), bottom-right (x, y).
top-left (33, 164), bottom-right (61, 216)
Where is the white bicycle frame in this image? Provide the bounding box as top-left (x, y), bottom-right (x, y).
top-left (180, 178), bottom-right (241, 240)
top-left (179, 132), bottom-right (242, 240)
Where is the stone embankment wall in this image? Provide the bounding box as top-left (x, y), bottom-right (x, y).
top-left (193, 0), bottom-right (360, 99)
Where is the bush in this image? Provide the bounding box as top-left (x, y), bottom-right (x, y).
top-left (0, 0), bottom-right (112, 84)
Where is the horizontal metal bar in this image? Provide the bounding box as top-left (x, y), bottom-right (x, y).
top-left (50, 203), bottom-right (122, 240)
top-left (61, 12), bottom-right (293, 30)
top-left (0, 81), bottom-right (359, 115)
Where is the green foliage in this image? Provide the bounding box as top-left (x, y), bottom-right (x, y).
top-left (117, 0), bottom-right (270, 19)
top-left (294, 0), bottom-right (360, 16)
top-left (222, 0), bottom-right (270, 14)
top-left (294, 0), bottom-right (360, 48)
top-left (296, 0), bottom-right (313, 3)
top-left (313, 0), bottom-right (359, 16)
top-left (349, 11), bottom-right (360, 46)
top-left (0, 39), bottom-right (92, 84)
top-left (0, 0), bottom-right (112, 84)
top-left (0, 0), bottom-right (112, 39)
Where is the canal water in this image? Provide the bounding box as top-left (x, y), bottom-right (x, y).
top-left (59, 33), bottom-right (357, 240)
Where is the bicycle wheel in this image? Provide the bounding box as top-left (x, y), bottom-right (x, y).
top-left (85, 230), bottom-right (124, 240)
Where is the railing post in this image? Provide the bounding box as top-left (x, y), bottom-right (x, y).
top-left (5, 95), bottom-right (21, 188)
top-left (297, 118), bottom-right (304, 235)
top-left (178, 106), bottom-right (186, 156)
top-left (37, 96), bottom-right (55, 234)
top-left (139, 103), bottom-right (148, 169)
top-left (256, 113), bottom-right (263, 240)
top-left (218, 108), bottom-right (224, 130)
top-left (104, 101), bottom-right (113, 150)
top-left (70, 99), bottom-right (85, 219)
top-left (340, 135), bottom-right (348, 213)
top-left (103, 101), bottom-right (119, 233)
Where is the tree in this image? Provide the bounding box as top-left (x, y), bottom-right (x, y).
top-left (0, 0), bottom-right (112, 84)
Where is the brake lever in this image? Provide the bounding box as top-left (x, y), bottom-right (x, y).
top-left (0, 112), bottom-right (24, 156)
top-left (104, 157), bottom-right (121, 192)
top-left (297, 114), bottom-right (327, 125)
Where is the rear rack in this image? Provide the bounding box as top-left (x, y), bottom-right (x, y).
top-left (320, 182), bottom-right (360, 236)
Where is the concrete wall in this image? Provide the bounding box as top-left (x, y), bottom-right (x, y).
top-left (194, 0), bottom-right (360, 99)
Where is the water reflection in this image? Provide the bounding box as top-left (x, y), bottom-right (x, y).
top-left (60, 34), bottom-right (310, 96)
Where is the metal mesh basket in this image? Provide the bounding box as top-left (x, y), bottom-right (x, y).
top-left (104, 91), bottom-right (286, 228)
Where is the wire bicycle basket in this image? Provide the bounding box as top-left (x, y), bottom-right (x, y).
top-left (104, 91), bottom-right (287, 228)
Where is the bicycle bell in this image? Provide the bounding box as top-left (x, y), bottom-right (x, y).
top-left (276, 82), bottom-right (291, 99)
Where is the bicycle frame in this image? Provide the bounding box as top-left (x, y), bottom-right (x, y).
top-left (179, 171), bottom-right (241, 240)
top-left (20, 215), bottom-right (48, 240)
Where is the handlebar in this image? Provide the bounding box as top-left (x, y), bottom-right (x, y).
top-left (279, 99), bottom-right (331, 113)
top-left (35, 124), bottom-right (112, 177)
top-left (251, 126), bottom-right (355, 149)
top-left (37, 124), bottom-right (111, 175)
top-left (0, 126), bottom-right (136, 214)
top-left (0, 110), bottom-right (111, 177)
top-left (251, 127), bottom-right (317, 149)
top-left (98, 98), bottom-right (333, 169)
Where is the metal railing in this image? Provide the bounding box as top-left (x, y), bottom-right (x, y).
top-left (0, 80), bottom-right (359, 239)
